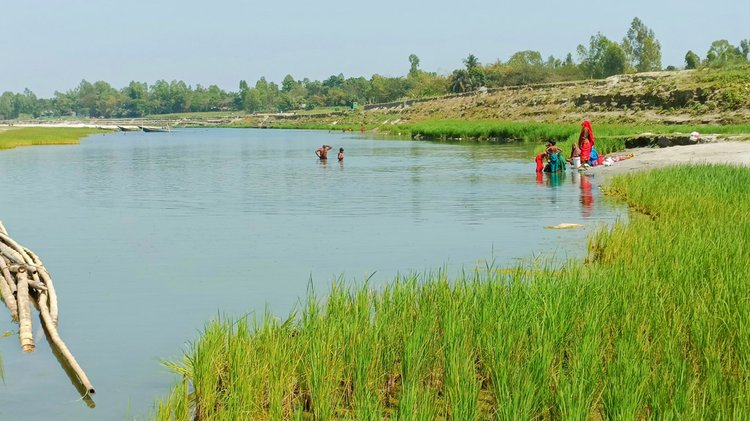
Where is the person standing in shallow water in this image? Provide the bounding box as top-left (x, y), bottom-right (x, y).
top-left (337, 148), bottom-right (344, 161)
top-left (544, 141), bottom-right (565, 172)
top-left (578, 120), bottom-right (595, 164)
top-left (315, 145), bottom-right (333, 160)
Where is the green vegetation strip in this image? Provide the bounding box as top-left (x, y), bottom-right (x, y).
top-left (401, 120), bottom-right (750, 155)
top-left (155, 164), bottom-right (749, 419)
top-left (0, 127), bottom-right (106, 150)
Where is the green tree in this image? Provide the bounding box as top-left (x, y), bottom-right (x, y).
top-left (341, 76), bottom-right (370, 104)
top-left (206, 85), bottom-right (233, 110)
top-left (449, 69), bottom-right (471, 93)
top-left (408, 54), bottom-right (420, 76)
top-left (191, 84), bottom-right (210, 111)
top-left (281, 75), bottom-right (297, 93)
top-left (464, 54), bottom-right (479, 71)
top-left (52, 91), bottom-right (75, 116)
top-left (369, 74), bottom-right (408, 102)
top-left (739, 39), bottom-right (749, 60)
top-left (705, 40), bottom-right (744, 66)
top-left (545, 55), bottom-right (561, 69)
top-left (564, 53), bottom-right (574, 67)
top-left (242, 88), bottom-right (262, 112)
top-left (451, 54), bottom-right (484, 91)
top-left (0, 92), bottom-right (15, 119)
top-left (685, 50), bottom-right (701, 69)
top-left (406, 71), bottom-right (449, 98)
top-left (279, 77), bottom-right (308, 110)
top-left (11, 89), bottom-right (40, 117)
top-left (74, 80), bottom-right (97, 116)
top-left (254, 77), bottom-right (280, 112)
top-left (238, 80), bottom-right (250, 109)
top-left (149, 80), bottom-right (172, 114)
top-left (578, 33), bottom-right (627, 78)
top-left (622, 17), bottom-right (662, 72)
top-left (91, 81), bottom-right (121, 117)
top-left (121, 81), bottom-right (149, 116)
top-left (505, 50), bottom-right (546, 84)
top-left (322, 74), bottom-right (345, 89)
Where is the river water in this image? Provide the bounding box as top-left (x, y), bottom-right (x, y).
top-left (0, 128), bottom-right (625, 419)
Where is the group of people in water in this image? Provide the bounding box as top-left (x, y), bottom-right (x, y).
top-left (315, 120), bottom-right (599, 171)
top-left (536, 120), bottom-right (600, 173)
top-left (315, 144), bottom-right (344, 161)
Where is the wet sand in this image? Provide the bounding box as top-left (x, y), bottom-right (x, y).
top-left (585, 141), bottom-right (750, 185)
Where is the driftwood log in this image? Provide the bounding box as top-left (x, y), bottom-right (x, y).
top-left (0, 256), bottom-right (17, 319)
top-left (0, 220), bottom-right (94, 396)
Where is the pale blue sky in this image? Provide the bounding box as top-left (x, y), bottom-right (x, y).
top-left (3, 0), bottom-right (748, 97)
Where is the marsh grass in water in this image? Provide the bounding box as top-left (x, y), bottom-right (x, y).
top-left (154, 165), bottom-right (749, 419)
top-left (0, 127), bottom-right (106, 150)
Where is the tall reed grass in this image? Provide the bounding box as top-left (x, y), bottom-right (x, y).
top-left (154, 165), bottom-right (749, 420)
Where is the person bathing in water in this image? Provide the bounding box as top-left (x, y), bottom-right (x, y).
top-left (338, 147), bottom-right (344, 161)
top-left (544, 140), bottom-right (565, 172)
top-left (315, 145), bottom-right (333, 160)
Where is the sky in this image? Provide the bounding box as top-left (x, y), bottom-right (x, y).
top-left (3, 0), bottom-right (748, 98)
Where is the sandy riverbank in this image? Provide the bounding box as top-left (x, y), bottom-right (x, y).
top-left (585, 141), bottom-right (750, 185)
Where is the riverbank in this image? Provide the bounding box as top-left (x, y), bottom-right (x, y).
top-left (0, 127), bottom-right (107, 150)
top-left (586, 140), bottom-right (750, 185)
top-left (154, 163), bottom-right (750, 419)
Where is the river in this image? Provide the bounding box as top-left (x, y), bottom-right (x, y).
top-left (0, 128), bottom-right (625, 419)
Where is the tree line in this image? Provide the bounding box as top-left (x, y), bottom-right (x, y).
top-left (1, 17), bottom-right (747, 120)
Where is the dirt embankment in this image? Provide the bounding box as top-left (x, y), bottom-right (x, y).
top-left (251, 68), bottom-right (750, 129)
top-left (370, 70), bottom-right (749, 125)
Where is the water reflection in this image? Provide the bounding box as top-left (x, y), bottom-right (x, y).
top-left (536, 170), bottom-right (596, 218)
top-left (545, 171), bottom-right (565, 187)
top-left (580, 175), bottom-right (595, 218)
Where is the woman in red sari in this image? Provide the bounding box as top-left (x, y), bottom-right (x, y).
top-left (578, 120), bottom-right (595, 163)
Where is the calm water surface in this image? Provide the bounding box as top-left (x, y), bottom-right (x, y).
top-left (0, 129), bottom-right (625, 419)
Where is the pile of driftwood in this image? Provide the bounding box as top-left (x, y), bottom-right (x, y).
top-left (0, 220), bottom-right (94, 396)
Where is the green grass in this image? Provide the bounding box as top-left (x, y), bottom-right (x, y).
top-left (0, 127), bottom-right (106, 150)
top-left (396, 120), bottom-right (750, 156)
top-left (153, 164), bottom-right (750, 420)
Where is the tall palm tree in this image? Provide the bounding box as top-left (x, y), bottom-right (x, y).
top-left (463, 54), bottom-right (480, 71)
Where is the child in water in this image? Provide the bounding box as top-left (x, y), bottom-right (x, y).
top-left (338, 147), bottom-right (344, 161)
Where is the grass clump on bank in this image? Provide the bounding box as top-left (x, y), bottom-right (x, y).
top-left (154, 165), bottom-right (749, 420)
top-left (0, 127), bottom-right (106, 150)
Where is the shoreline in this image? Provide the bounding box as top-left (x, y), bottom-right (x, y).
top-left (584, 140), bottom-right (750, 185)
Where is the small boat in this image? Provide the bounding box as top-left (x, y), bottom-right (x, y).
top-left (139, 126), bottom-right (170, 133)
top-left (117, 125), bottom-right (139, 132)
